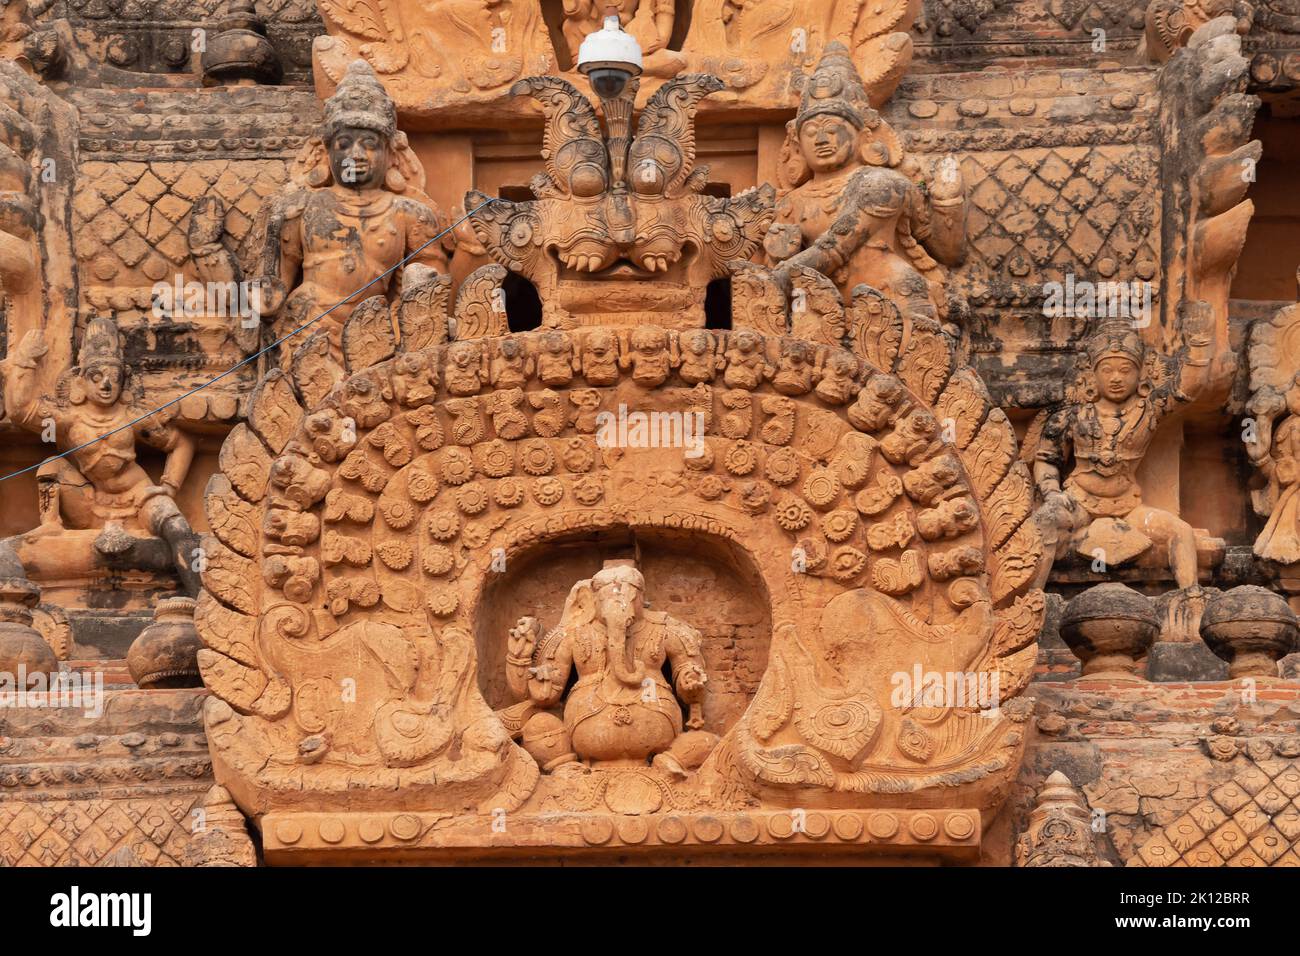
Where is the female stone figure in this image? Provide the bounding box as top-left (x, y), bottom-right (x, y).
top-left (764, 43), bottom-right (966, 327)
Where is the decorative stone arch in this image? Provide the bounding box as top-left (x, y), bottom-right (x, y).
top-left (195, 312), bottom-right (1046, 858)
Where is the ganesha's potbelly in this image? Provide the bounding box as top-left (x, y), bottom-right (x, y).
top-left (545, 612), bottom-right (698, 762)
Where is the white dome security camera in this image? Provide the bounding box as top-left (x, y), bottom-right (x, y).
top-left (577, 13), bottom-right (643, 99)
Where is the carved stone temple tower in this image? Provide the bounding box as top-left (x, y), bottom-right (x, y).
top-left (1, 0), bottom-right (1299, 870)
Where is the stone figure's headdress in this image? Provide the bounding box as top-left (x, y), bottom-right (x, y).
top-left (1085, 317), bottom-right (1144, 367)
top-left (592, 559), bottom-right (644, 591)
top-left (797, 42), bottom-right (872, 131)
top-left (78, 316), bottom-right (123, 371)
top-left (323, 60), bottom-right (398, 142)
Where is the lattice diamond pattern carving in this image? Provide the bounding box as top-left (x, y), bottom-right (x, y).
top-left (73, 159), bottom-right (289, 290)
top-left (0, 796), bottom-right (201, 867)
top-left (1129, 746), bottom-right (1300, 868)
top-left (961, 145), bottom-right (1158, 279)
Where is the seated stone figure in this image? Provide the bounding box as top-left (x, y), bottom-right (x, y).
top-left (247, 59), bottom-right (450, 367)
top-left (1028, 312), bottom-right (1215, 592)
top-left (504, 560), bottom-right (717, 775)
top-left (4, 317), bottom-right (201, 594)
top-left (764, 43), bottom-right (966, 326)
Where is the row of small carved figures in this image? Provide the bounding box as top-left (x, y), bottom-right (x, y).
top-left (239, 346), bottom-right (982, 611)
top-left (311, 326), bottom-right (890, 411)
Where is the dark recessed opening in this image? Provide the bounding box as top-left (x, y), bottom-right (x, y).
top-left (503, 271), bottom-right (543, 332)
top-left (703, 182), bottom-right (731, 198)
top-left (704, 278), bottom-right (732, 330)
top-left (499, 184), bottom-right (537, 202)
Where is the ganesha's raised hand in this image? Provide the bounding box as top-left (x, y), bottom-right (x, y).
top-left (507, 615), bottom-right (541, 663)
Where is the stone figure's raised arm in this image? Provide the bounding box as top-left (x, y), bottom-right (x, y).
top-left (403, 199), bottom-right (451, 275)
top-left (4, 327), bottom-right (56, 433)
top-left (916, 157), bottom-right (967, 268)
top-left (506, 615), bottom-right (573, 708)
top-left (665, 621), bottom-right (708, 705)
top-left (245, 190), bottom-right (306, 321)
top-left (1169, 301), bottom-right (1219, 405)
top-left (1031, 406), bottom-right (1074, 499)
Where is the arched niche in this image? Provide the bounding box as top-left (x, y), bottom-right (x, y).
top-left (473, 522), bottom-right (771, 736)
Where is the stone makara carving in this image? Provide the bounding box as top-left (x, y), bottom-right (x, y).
top-left (466, 72), bottom-right (775, 329)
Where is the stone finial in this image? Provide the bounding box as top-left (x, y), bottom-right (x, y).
top-left (0, 541), bottom-right (57, 685)
top-left (1015, 771), bottom-right (1109, 867)
top-left (127, 596), bottom-right (203, 689)
top-left (200, 0), bottom-right (283, 87)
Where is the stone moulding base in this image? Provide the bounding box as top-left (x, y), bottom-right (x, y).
top-left (258, 808), bottom-right (982, 864)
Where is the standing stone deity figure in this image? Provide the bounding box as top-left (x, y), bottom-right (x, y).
top-left (1026, 312), bottom-right (1215, 591)
top-left (764, 43), bottom-right (966, 326)
top-left (1251, 373), bottom-right (1300, 565)
top-left (504, 560), bottom-right (716, 774)
top-left (247, 59), bottom-right (450, 367)
top-left (3, 317), bottom-right (201, 594)
top-left (1246, 269), bottom-right (1300, 565)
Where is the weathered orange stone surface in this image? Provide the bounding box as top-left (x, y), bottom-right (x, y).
top-left (1, 0), bottom-right (1299, 868)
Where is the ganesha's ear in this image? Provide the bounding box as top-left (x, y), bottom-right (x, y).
top-left (564, 579), bottom-right (598, 629)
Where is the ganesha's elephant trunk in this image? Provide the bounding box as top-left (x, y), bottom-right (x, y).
top-left (606, 619), bottom-right (645, 687)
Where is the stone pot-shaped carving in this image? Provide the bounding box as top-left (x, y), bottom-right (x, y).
top-left (0, 543), bottom-right (57, 685)
top-left (1200, 585), bottom-right (1299, 678)
top-left (0, 574), bottom-right (57, 684)
top-left (1060, 583), bottom-right (1159, 679)
top-left (128, 596), bottom-right (203, 689)
top-left (200, 0), bottom-right (283, 87)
